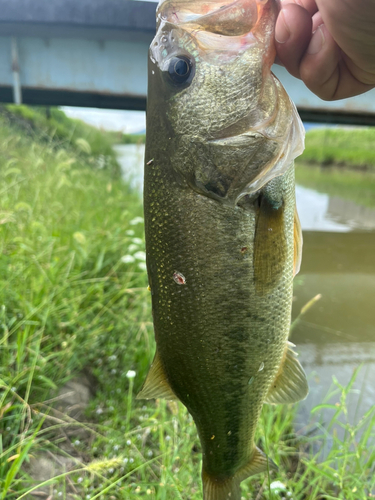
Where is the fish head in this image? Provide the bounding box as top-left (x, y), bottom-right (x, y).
top-left (147, 0), bottom-right (304, 204)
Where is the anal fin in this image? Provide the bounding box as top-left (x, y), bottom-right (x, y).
top-left (266, 342), bottom-right (309, 405)
top-left (136, 350), bottom-right (177, 401)
top-left (238, 446), bottom-right (277, 479)
top-left (202, 447), bottom-right (277, 500)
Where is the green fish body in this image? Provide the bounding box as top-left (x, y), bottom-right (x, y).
top-left (139, 1), bottom-right (308, 499)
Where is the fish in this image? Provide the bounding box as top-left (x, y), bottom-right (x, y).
top-left (138, 1), bottom-right (308, 499)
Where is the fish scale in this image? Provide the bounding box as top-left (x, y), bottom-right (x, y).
top-left (139, 1), bottom-right (308, 499)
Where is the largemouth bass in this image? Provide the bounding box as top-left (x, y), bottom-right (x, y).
top-left (139, 1), bottom-right (308, 498)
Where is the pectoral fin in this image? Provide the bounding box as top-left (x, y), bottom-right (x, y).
top-left (265, 342), bottom-right (309, 405)
top-left (202, 447), bottom-right (277, 500)
top-left (136, 350), bottom-right (177, 401)
top-left (254, 194), bottom-right (286, 295)
top-left (294, 206), bottom-right (303, 276)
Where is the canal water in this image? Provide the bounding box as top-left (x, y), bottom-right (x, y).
top-left (115, 144), bottom-right (375, 443)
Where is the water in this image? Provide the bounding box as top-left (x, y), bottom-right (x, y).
top-left (116, 144), bottom-right (375, 434)
top-left (113, 144), bottom-right (145, 192)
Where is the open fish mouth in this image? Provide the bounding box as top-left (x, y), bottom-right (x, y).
top-left (157, 0), bottom-right (270, 36)
top-left (151, 0), bottom-right (278, 68)
top-left (156, 0), bottom-right (276, 42)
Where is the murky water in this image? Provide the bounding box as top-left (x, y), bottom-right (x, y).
top-left (115, 144), bottom-right (375, 433)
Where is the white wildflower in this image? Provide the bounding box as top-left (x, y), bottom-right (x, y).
top-left (129, 217), bottom-right (144, 225)
top-left (126, 370), bottom-right (136, 379)
top-left (138, 262), bottom-right (147, 271)
top-left (134, 251), bottom-right (146, 261)
top-left (270, 481), bottom-right (287, 493)
top-left (132, 237), bottom-right (143, 245)
top-left (125, 230), bottom-right (135, 236)
top-left (121, 255), bottom-right (135, 264)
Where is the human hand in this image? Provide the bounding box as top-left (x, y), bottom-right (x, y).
top-left (274, 0), bottom-right (375, 100)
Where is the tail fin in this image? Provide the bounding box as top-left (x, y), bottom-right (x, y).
top-left (202, 470), bottom-right (241, 500)
top-left (202, 447), bottom-right (277, 500)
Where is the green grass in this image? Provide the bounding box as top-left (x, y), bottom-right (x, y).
top-left (1, 105), bottom-right (121, 177)
top-left (0, 107), bottom-right (374, 499)
top-left (0, 108), bottom-right (149, 497)
top-left (299, 127), bottom-right (375, 169)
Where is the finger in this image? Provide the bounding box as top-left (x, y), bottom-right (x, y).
top-left (300, 24), bottom-right (340, 99)
top-left (281, 0), bottom-right (318, 17)
top-left (312, 11), bottom-right (323, 31)
top-left (299, 24), bottom-right (374, 100)
top-left (275, 3), bottom-right (313, 79)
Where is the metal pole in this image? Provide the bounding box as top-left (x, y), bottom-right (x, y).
top-left (11, 37), bottom-right (22, 105)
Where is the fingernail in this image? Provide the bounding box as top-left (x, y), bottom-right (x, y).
top-left (275, 9), bottom-right (290, 44)
top-left (307, 26), bottom-right (325, 55)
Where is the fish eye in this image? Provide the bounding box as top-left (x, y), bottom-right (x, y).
top-left (168, 56), bottom-right (194, 85)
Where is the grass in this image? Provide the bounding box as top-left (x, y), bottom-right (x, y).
top-left (0, 107), bottom-right (149, 497)
top-left (299, 127), bottom-right (375, 169)
top-left (1, 105), bottom-right (121, 177)
top-left (0, 107), bottom-right (374, 499)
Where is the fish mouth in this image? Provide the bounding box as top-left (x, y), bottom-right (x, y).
top-left (157, 0), bottom-right (267, 36)
top-left (157, 0), bottom-right (277, 36)
top-left (153, 0), bottom-right (279, 70)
